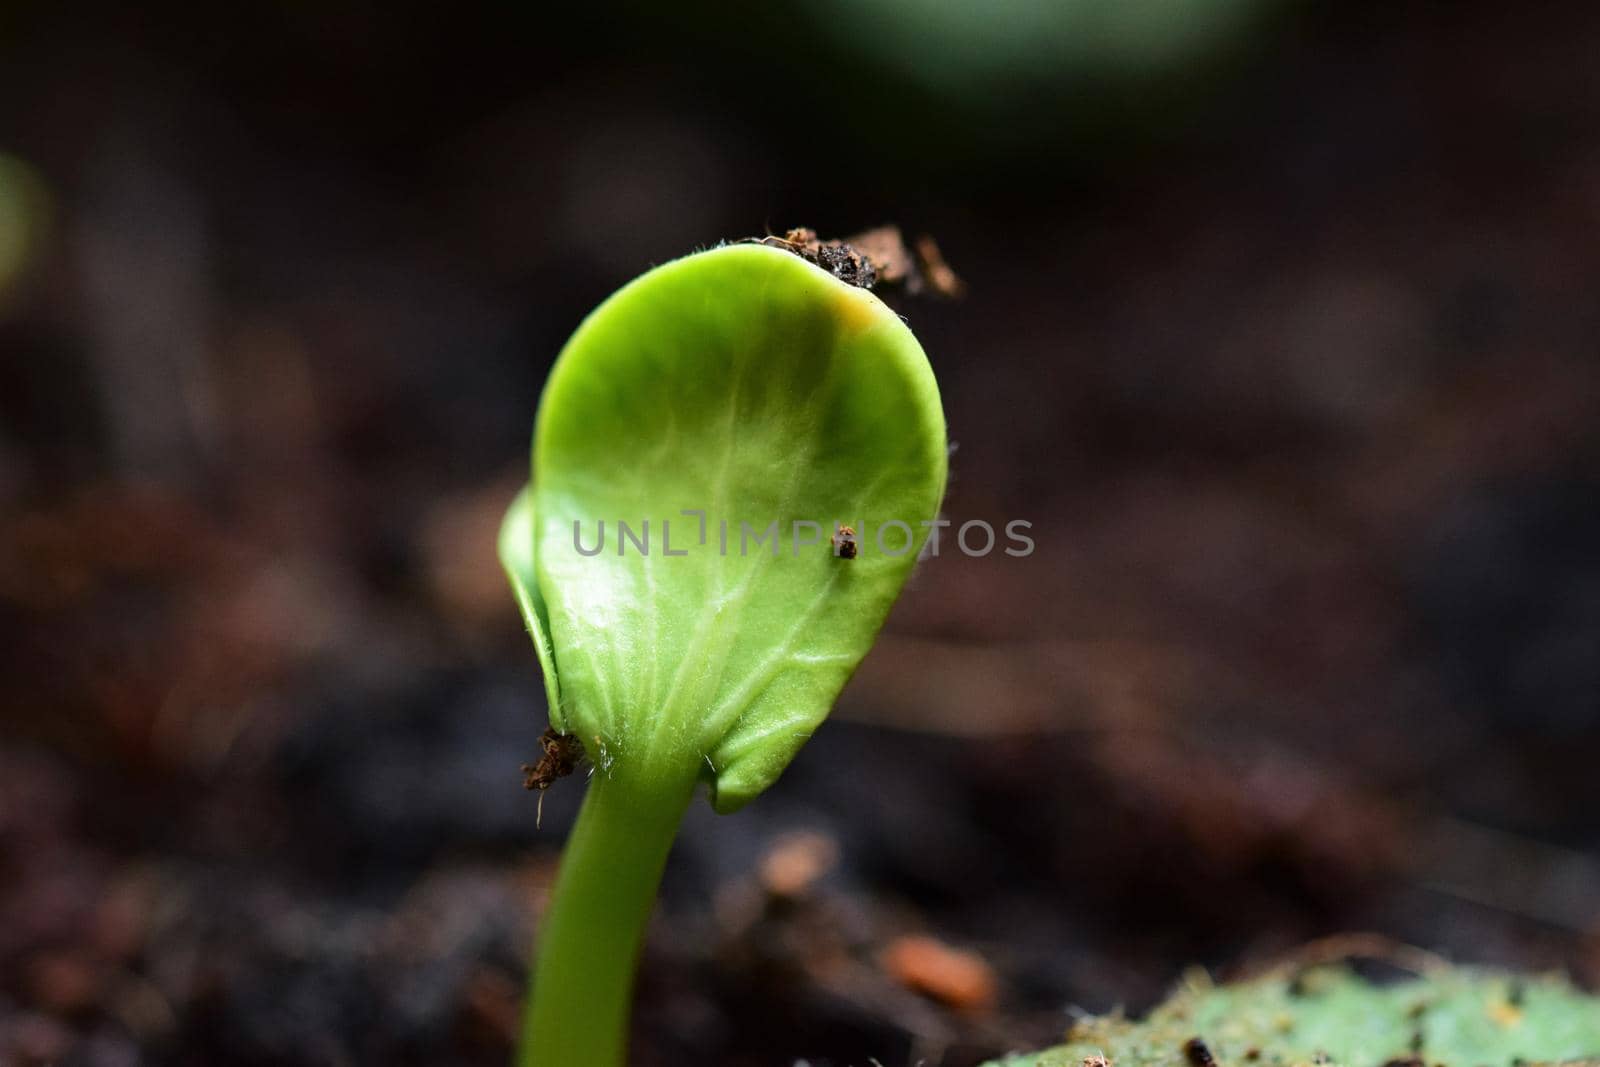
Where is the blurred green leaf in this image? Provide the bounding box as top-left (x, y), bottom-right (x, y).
top-left (990, 965), bottom-right (1600, 1066)
top-left (810, 0), bottom-right (1283, 97)
top-left (0, 153), bottom-right (48, 302)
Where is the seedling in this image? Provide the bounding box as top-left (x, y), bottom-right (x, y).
top-left (498, 241), bottom-right (947, 1065)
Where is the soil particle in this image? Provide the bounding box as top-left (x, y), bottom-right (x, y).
top-left (743, 226), bottom-right (963, 296)
top-left (846, 225), bottom-right (966, 298)
top-left (909, 234), bottom-right (965, 298)
top-left (758, 830), bottom-right (839, 899)
top-left (750, 227), bottom-right (876, 288)
top-left (522, 726), bottom-right (582, 790)
top-left (1183, 1036), bottom-right (1218, 1067)
top-left (521, 727), bottom-right (585, 828)
top-left (879, 934), bottom-right (998, 1015)
top-left (815, 241), bottom-right (876, 289)
top-left (831, 524), bottom-right (858, 559)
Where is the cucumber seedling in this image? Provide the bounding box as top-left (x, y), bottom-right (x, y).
top-left (499, 241), bottom-right (948, 1066)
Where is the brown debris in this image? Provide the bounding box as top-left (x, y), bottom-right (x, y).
top-left (831, 523), bottom-right (858, 560)
top-left (841, 225), bottom-right (966, 298)
top-left (910, 234), bottom-right (965, 298)
top-left (743, 225), bottom-right (964, 297)
top-left (879, 934), bottom-right (998, 1015)
top-left (521, 727), bottom-right (584, 827)
top-left (1183, 1037), bottom-right (1218, 1067)
top-left (749, 227), bottom-right (875, 288)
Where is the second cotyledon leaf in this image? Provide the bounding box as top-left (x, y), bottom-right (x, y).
top-left (512, 242), bottom-right (947, 813)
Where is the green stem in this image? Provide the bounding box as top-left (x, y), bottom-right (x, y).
top-left (518, 769), bottom-right (695, 1067)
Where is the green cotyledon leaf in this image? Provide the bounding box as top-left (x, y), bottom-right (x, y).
top-left (524, 242), bottom-right (947, 812)
top-left (498, 486), bottom-right (563, 728)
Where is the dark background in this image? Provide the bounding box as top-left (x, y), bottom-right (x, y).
top-left (2, 2), bottom-right (1597, 1065)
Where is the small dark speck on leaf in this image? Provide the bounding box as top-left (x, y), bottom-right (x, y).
top-left (1183, 1037), bottom-right (1218, 1067)
top-left (831, 524), bottom-right (858, 559)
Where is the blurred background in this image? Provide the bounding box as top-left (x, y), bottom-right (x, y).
top-left (2, 2), bottom-right (1598, 1064)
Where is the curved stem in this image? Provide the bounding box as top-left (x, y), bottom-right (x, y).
top-left (519, 770), bottom-right (695, 1067)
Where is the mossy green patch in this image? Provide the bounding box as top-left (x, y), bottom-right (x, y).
top-left (989, 965), bottom-right (1600, 1067)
